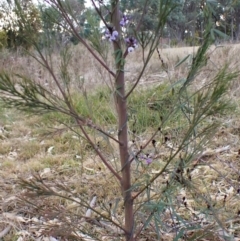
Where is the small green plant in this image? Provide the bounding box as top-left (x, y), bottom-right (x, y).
top-left (0, 0), bottom-right (239, 241)
top-left (0, 30), bottom-right (7, 50)
top-left (170, 38), bottom-right (178, 46)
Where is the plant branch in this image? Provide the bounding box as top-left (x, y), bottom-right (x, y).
top-left (125, 38), bottom-right (158, 99)
top-left (75, 119), bottom-right (122, 181)
top-left (20, 176), bottom-right (126, 233)
top-left (135, 0), bottom-right (150, 32)
top-left (90, 0), bottom-right (109, 28)
top-left (47, 0), bottom-right (116, 78)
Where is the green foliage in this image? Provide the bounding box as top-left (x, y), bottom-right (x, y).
top-left (39, 0), bottom-right (85, 48)
top-left (123, 0), bottom-right (178, 65)
top-left (42, 85), bottom-right (187, 135)
top-left (170, 38), bottom-right (178, 46)
top-left (82, 8), bottom-right (108, 57)
top-left (0, 0), bottom-right (42, 50)
top-left (40, 4), bottom-right (62, 31)
top-left (0, 31), bottom-right (7, 50)
top-left (185, 33), bottom-right (201, 46)
top-left (165, 0), bottom-right (186, 38)
top-left (121, 0), bottom-right (165, 32)
top-left (72, 89), bottom-right (116, 126)
top-left (0, 73), bottom-right (62, 113)
top-left (128, 84), bottom-right (180, 133)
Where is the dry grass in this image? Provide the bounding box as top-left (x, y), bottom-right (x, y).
top-left (1, 43), bottom-right (240, 240)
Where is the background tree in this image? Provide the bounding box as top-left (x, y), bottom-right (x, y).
top-left (39, 0), bottom-right (85, 48)
top-left (216, 0), bottom-right (240, 41)
top-left (0, 0), bottom-right (42, 50)
top-left (0, 31), bottom-right (8, 50)
top-left (165, 0), bottom-right (186, 41)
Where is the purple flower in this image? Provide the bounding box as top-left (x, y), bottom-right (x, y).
top-left (104, 28), bottom-right (118, 42)
top-left (125, 37), bottom-right (138, 53)
top-left (128, 47), bottom-right (134, 53)
top-left (120, 15), bottom-right (129, 27)
top-left (111, 30), bottom-right (118, 41)
top-left (125, 37), bottom-right (137, 46)
top-left (139, 154), bottom-right (153, 165)
top-left (145, 157), bottom-right (153, 165)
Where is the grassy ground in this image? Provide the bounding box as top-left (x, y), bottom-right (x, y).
top-left (1, 43), bottom-right (240, 240)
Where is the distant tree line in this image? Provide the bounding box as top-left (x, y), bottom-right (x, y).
top-left (121, 0), bottom-right (240, 46)
top-left (0, 0), bottom-right (240, 50)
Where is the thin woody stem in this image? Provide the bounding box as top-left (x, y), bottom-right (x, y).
top-left (91, 0), bottom-right (109, 28)
top-left (48, 0), bottom-right (116, 78)
top-left (76, 119), bottom-right (122, 181)
top-left (135, 0), bottom-right (150, 32)
top-left (111, 1), bottom-right (134, 240)
top-left (132, 141), bottom-right (187, 201)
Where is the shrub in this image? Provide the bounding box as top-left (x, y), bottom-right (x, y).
top-left (0, 1), bottom-right (239, 240)
top-left (0, 31), bottom-right (7, 50)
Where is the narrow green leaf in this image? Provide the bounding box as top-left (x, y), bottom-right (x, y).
top-left (166, 78), bottom-right (187, 91)
top-left (173, 228), bottom-right (185, 241)
top-left (175, 54), bottom-right (190, 68)
top-left (213, 29), bottom-right (230, 39)
top-left (154, 215), bottom-right (161, 239)
top-left (210, 29), bottom-right (215, 41)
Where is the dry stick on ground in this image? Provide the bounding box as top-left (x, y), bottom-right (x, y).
top-left (0, 225), bottom-right (12, 239)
